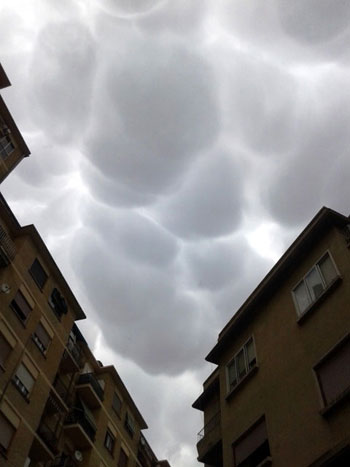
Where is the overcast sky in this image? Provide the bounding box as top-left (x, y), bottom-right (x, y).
top-left (1, 1), bottom-right (350, 466)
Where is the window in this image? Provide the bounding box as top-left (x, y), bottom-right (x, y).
top-left (0, 412), bottom-right (15, 454)
top-left (124, 412), bottom-right (135, 438)
top-left (233, 417), bottom-right (271, 467)
top-left (0, 136), bottom-right (15, 160)
top-left (104, 429), bottom-right (115, 455)
top-left (49, 288), bottom-right (68, 319)
top-left (10, 290), bottom-right (32, 324)
top-left (315, 335), bottom-right (350, 409)
top-left (32, 323), bottom-right (51, 354)
top-left (0, 333), bottom-right (12, 369)
top-left (13, 363), bottom-right (35, 399)
top-left (292, 252), bottom-right (338, 317)
top-left (227, 338), bottom-right (256, 393)
top-left (118, 448), bottom-right (128, 467)
top-left (29, 259), bottom-right (48, 290)
top-left (112, 392), bottom-right (122, 417)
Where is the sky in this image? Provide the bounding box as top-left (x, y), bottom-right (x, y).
top-left (1, 1), bottom-right (350, 466)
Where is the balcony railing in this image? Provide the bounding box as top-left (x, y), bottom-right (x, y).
top-left (197, 412), bottom-right (221, 442)
top-left (37, 422), bottom-right (59, 455)
top-left (77, 373), bottom-right (104, 402)
top-left (0, 225), bottom-right (16, 266)
top-left (65, 409), bottom-right (96, 442)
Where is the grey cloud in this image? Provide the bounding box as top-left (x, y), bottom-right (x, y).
top-left (84, 39), bottom-right (219, 199)
top-left (276, 0), bottom-right (350, 45)
top-left (96, 0), bottom-right (163, 17)
top-left (29, 20), bottom-right (96, 143)
top-left (157, 152), bottom-right (243, 239)
top-left (225, 56), bottom-right (298, 155)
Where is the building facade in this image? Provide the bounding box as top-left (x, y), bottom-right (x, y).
top-left (194, 207), bottom-right (350, 467)
top-left (0, 64), bottom-right (30, 183)
top-left (0, 195), bottom-right (169, 467)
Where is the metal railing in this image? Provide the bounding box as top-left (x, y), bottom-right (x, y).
top-left (66, 338), bottom-right (82, 367)
top-left (0, 224), bottom-right (16, 265)
top-left (52, 454), bottom-right (77, 467)
top-left (65, 409), bottom-right (96, 442)
top-left (197, 411), bottom-right (221, 442)
top-left (53, 376), bottom-right (70, 403)
top-left (77, 373), bottom-right (104, 401)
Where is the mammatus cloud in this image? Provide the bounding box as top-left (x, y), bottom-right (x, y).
top-left (2, 1), bottom-right (350, 466)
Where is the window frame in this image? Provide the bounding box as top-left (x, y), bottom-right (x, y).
top-left (313, 333), bottom-right (350, 414)
top-left (104, 429), bottom-right (116, 456)
top-left (0, 412), bottom-right (16, 457)
top-left (112, 391), bottom-right (123, 417)
top-left (226, 337), bottom-right (257, 396)
top-left (32, 322), bottom-right (51, 355)
top-left (29, 258), bottom-right (48, 291)
top-left (10, 290), bottom-right (33, 325)
top-left (0, 135), bottom-right (15, 161)
top-left (291, 251), bottom-right (340, 318)
top-left (124, 412), bottom-right (135, 438)
top-left (12, 363), bottom-right (35, 401)
top-left (0, 333), bottom-right (12, 371)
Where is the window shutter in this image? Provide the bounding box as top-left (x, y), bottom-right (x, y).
top-left (34, 323), bottom-right (51, 350)
top-left (16, 364), bottom-right (35, 392)
top-left (12, 291), bottom-right (32, 318)
top-left (0, 412), bottom-right (15, 450)
top-left (29, 259), bottom-right (48, 289)
top-left (316, 338), bottom-right (350, 406)
top-left (0, 334), bottom-right (12, 366)
top-left (118, 448), bottom-right (128, 467)
top-left (234, 418), bottom-right (268, 466)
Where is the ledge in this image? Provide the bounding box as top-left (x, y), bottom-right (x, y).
top-left (320, 386), bottom-right (350, 417)
top-left (225, 365), bottom-right (258, 402)
top-left (297, 276), bottom-right (342, 325)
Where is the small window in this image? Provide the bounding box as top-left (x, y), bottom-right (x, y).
top-left (292, 252), bottom-right (338, 317)
top-left (29, 259), bottom-right (48, 290)
top-left (0, 412), bottom-right (15, 454)
top-left (13, 363), bottom-right (35, 399)
top-left (10, 290), bottom-right (32, 324)
top-left (124, 412), bottom-right (135, 438)
top-left (112, 392), bottom-right (122, 416)
top-left (104, 429), bottom-right (115, 455)
top-left (315, 335), bottom-right (350, 409)
top-left (0, 333), bottom-right (12, 369)
top-left (0, 136), bottom-right (15, 160)
top-left (233, 417), bottom-right (271, 467)
top-left (32, 323), bottom-right (51, 354)
top-left (118, 448), bottom-right (128, 467)
top-left (49, 288), bottom-right (68, 319)
top-left (227, 338), bottom-right (256, 393)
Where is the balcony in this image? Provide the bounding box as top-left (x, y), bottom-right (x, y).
top-left (37, 422), bottom-right (59, 456)
top-left (197, 412), bottom-right (223, 466)
top-left (75, 373), bottom-right (104, 409)
top-left (60, 338), bottom-right (82, 373)
top-left (46, 377), bottom-right (71, 414)
top-left (64, 409), bottom-right (96, 449)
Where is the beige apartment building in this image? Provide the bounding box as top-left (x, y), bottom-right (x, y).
top-left (0, 196), bottom-right (169, 467)
top-left (194, 207), bottom-right (350, 467)
top-left (0, 64), bottom-right (30, 183)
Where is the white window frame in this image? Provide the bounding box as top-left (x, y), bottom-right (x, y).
top-left (226, 337), bottom-right (257, 395)
top-left (291, 250), bottom-right (340, 317)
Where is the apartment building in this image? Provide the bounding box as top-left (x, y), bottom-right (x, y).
top-left (0, 64), bottom-right (30, 183)
top-left (0, 195), bottom-right (169, 467)
top-left (193, 207), bottom-right (350, 467)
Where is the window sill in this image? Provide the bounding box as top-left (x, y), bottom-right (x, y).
top-left (297, 276), bottom-right (342, 325)
top-left (320, 386), bottom-right (350, 417)
top-left (257, 456), bottom-right (272, 467)
top-left (226, 365), bottom-right (258, 402)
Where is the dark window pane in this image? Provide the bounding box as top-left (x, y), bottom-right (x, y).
top-left (118, 449), bottom-right (128, 467)
top-left (11, 290), bottom-right (32, 323)
top-left (0, 334), bottom-right (12, 367)
top-left (0, 412), bottom-right (15, 450)
top-left (234, 418), bottom-right (270, 467)
top-left (113, 392), bottom-right (122, 415)
top-left (29, 259), bottom-right (48, 289)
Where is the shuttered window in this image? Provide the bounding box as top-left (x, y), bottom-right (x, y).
top-left (13, 363), bottom-right (35, 399)
top-left (33, 323), bottom-right (51, 354)
top-left (315, 335), bottom-right (350, 407)
top-left (10, 290), bottom-right (32, 323)
top-left (233, 418), bottom-right (270, 467)
top-left (0, 412), bottom-right (15, 452)
top-left (118, 448), bottom-right (128, 467)
top-left (0, 333), bottom-right (12, 368)
top-left (112, 392), bottom-right (122, 416)
top-left (29, 259), bottom-right (48, 290)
